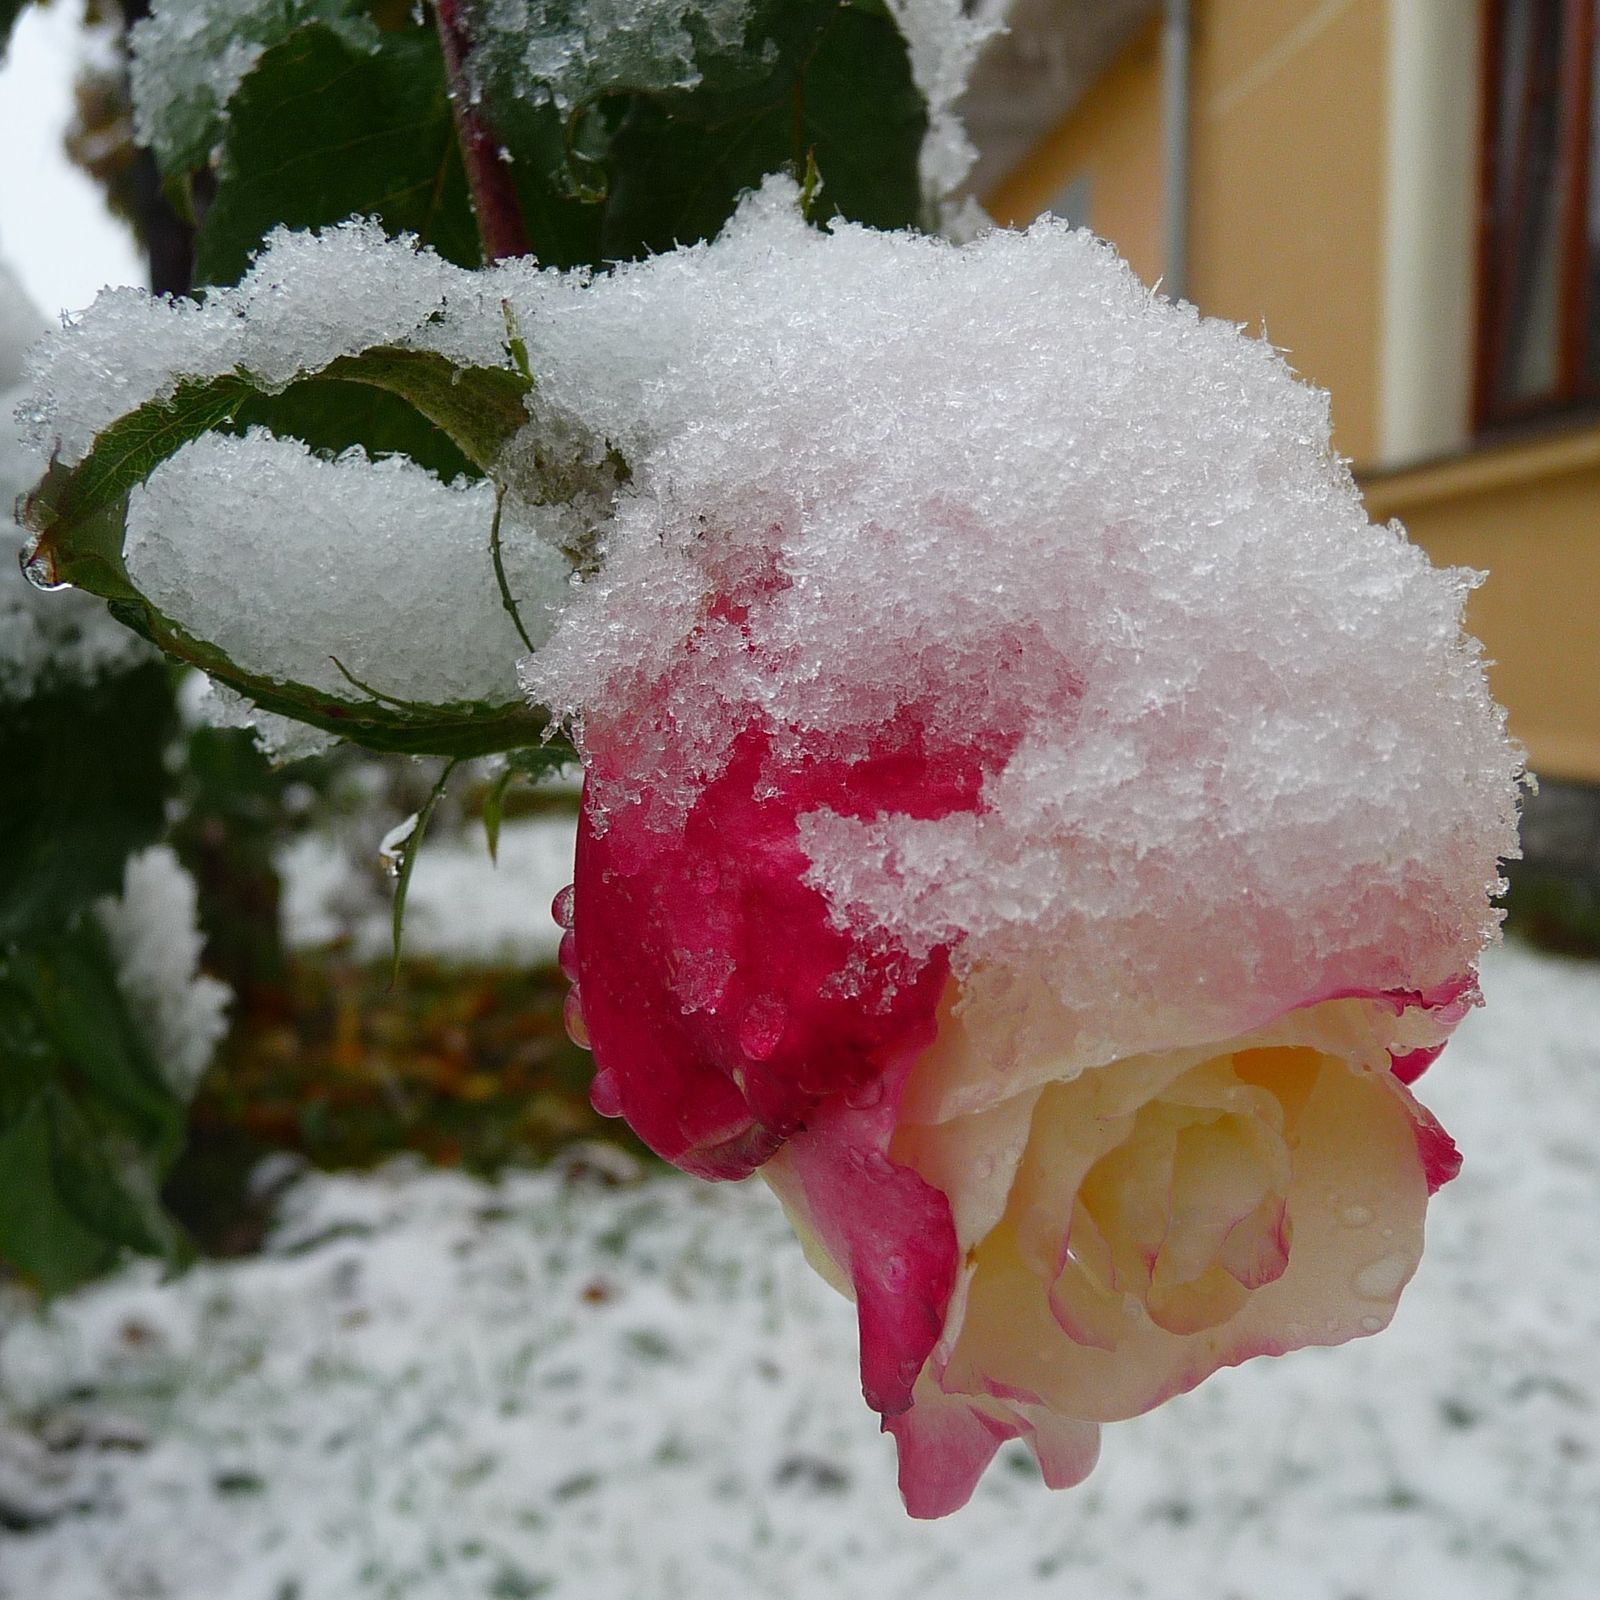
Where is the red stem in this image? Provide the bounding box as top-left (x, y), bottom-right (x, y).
top-left (434, 0), bottom-right (533, 263)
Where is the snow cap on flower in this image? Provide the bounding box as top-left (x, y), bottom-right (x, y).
top-left (523, 177), bottom-right (1518, 1054)
top-left (520, 179), bottom-right (1520, 1513)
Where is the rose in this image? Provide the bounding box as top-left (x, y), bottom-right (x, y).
top-left (761, 963), bottom-right (1471, 1517)
top-left (556, 702), bottom-right (1476, 1517)
top-left (521, 194), bottom-right (1519, 1517)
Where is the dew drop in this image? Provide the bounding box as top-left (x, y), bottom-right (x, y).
top-left (1359, 1314), bottom-right (1384, 1333)
top-left (1352, 1252), bottom-right (1409, 1301)
top-left (1340, 1204), bottom-right (1374, 1228)
top-left (19, 537), bottom-right (68, 593)
top-left (737, 995), bottom-right (788, 1062)
top-left (563, 988), bottom-right (591, 1050)
top-left (558, 929), bottom-right (579, 983)
top-left (590, 1068), bottom-right (621, 1118)
top-left (551, 883), bottom-right (576, 930)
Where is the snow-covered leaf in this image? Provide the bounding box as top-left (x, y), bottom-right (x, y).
top-left (130, 0), bottom-right (378, 178)
top-left (18, 347), bottom-right (567, 759)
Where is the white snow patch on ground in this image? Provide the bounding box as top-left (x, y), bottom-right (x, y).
top-left (279, 812), bottom-right (577, 967)
top-left (1, 940), bottom-right (1595, 1599)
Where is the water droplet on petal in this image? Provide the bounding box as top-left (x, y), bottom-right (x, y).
top-left (737, 995), bottom-right (788, 1061)
top-left (551, 883), bottom-right (576, 930)
top-left (563, 988), bottom-right (591, 1050)
top-left (558, 930), bottom-right (579, 983)
top-left (1340, 1204), bottom-right (1373, 1228)
top-left (1352, 1252), bottom-right (1409, 1301)
top-left (1359, 1314), bottom-right (1384, 1333)
top-left (590, 1067), bottom-right (621, 1117)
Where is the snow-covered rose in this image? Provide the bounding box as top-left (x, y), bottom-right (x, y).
top-left (521, 185), bottom-right (1521, 1514)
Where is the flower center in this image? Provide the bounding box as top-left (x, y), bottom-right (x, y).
top-left (1014, 1047), bottom-right (1316, 1345)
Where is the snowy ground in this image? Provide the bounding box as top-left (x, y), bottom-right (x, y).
top-left (1, 940), bottom-right (1596, 1600)
top-left (279, 813), bottom-right (577, 968)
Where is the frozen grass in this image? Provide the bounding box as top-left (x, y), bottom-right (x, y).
top-left (1, 939), bottom-right (1595, 1600)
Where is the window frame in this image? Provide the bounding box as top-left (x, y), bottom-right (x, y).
top-left (1474, 0), bottom-right (1600, 432)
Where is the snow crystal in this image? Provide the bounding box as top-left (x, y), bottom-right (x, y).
top-left (125, 429), bottom-right (571, 705)
top-left (95, 845), bottom-right (231, 1099)
top-left (20, 220), bottom-right (510, 470)
top-left (511, 179), bottom-right (1521, 1070)
top-left (187, 674), bottom-right (340, 763)
top-left (886, 0), bottom-right (1004, 206)
top-left (476, 0), bottom-right (760, 112)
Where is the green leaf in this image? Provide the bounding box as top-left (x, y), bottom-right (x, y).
top-left (474, 0), bottom-right (924, 267)
top-left (137, 0), bottom-right (378, 178)
top-left (599, 4), bottom-right (924, 259)
top-left (0, 921), bottom-right (191, 1295)
top-left (0, 663), bottom-right (174, 944)
top-left (231, 376), bottom-right (475, 483)
top-left (481, 764), bottom-right (516, 863)
top-left (23, 376), bottom-right (257, 599)
top-left (194, 23), bottom-right (480, 289)
top-left (0, 1099), bottom-right (120, 1295)
top-left (23, 353), bottom-right (531, 599)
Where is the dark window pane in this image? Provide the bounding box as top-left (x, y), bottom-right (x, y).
top-left (1488, 0), bottom-right (1568, 408)
top-left (1587, 23), bottom-right (1600, 382)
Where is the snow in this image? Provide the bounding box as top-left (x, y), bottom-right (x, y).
top-left (280, 812), bottom-right (578, 966)
top-left (3, 252), bottom-right (154, 692)
top-left (22, 181), bottom-right (1518, 1053)
top-left (0, 940), bottom-right (1594, 1599)
top-left (125, 430), bottom-right (572, 706)
top-left (513, 180), bottom-right (1520, 1067)
top-left (18, 219), bottom-right (509, 471)
top-left (186, 675), bottom-right (340, 764)
top-left (885, 0), bottom-right (1004, 207)
top-left (475, 0), bottom-right (761, 112)
top-left (95, 846), bottom-right (232, 1099)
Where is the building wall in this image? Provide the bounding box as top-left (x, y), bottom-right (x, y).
top-left (983, 0), bottom-right (1600, 784)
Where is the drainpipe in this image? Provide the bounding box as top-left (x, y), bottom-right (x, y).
top-left (1161, 0), bottom-right (1193, 302)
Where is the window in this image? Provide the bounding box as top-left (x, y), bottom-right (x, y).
top-left (1476, 0), bottom-right (1600, 428)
